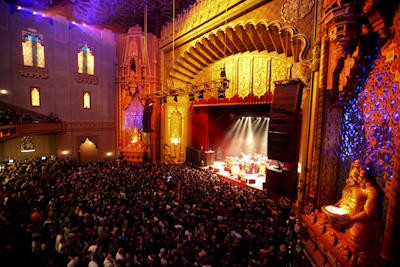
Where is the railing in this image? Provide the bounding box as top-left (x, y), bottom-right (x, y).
top-left (0, 122), bottom-right (64, 142)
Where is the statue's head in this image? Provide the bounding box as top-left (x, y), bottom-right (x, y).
top-left (347, 160), bottom-right (367, 186)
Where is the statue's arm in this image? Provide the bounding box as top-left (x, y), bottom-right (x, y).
top-left (350, 186), bottom-right (377, 222)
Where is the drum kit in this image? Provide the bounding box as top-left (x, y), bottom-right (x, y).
top-left (225, 153), bottom-right (269, 175)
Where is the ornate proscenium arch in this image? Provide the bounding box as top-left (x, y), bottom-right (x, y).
top-left (168, 20), bottom-right (311, 84)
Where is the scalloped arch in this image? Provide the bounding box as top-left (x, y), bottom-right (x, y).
top-left (170, 19), bottom-right (311, 84)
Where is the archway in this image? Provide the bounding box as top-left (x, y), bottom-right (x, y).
top-left (79, 137), bottom-right (99, 163)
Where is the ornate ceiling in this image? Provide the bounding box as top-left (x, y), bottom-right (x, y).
top-left (169, 20), bottom-right (310, 84)
top-left (5, 0), bottom-right (197, 36)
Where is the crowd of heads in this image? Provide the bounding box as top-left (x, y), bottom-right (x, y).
top-left (0, 157), bottom-right (309, 267)
top-left (0, 107), bottom-right (33, 125)
top-left (0, 105), bottom-right (59, 126)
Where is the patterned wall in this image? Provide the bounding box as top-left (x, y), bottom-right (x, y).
top-left (339, 37), bottom-right (399, 201)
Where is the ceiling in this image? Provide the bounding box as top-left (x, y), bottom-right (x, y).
top-left (5, 0), bottom-right (197, 36)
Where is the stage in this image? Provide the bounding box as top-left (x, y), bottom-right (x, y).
top-left (206, 161), bottom-right (266, 191)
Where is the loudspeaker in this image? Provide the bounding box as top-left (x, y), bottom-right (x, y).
top-left (268, 79), bottom-right (304, 162)
top-left (186, 147), bottom-right (192, 163)
top-left (191, 149), bottom-right (201, 166)
top-left (265, 169), bottom-right (297, 199)
top-left (143, 99), bottom-right (153, 132)
top-left (271, 79), bottom-right (304, 113)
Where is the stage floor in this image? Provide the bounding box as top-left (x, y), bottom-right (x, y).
top-left (208, 161), bottom-right (265, 191)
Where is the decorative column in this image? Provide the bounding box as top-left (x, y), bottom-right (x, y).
top-left (380, 5), bottom-right (400, 263)
top-left (381, 132), bottom-right (400, 263)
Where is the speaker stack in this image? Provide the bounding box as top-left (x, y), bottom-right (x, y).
top-left (268, 79), bottom-right (304, 163)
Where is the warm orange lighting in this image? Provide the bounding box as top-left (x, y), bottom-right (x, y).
top-left (106, 152), bottom-right (113, 156)
top-left (61, 150), bottom-right (69, 155)
top-left (324, 205), bottom-right (348, 215)
top-left (84, 138), bottom-right (93, 145)
top-left (171, 137), bottom-right (180, 145)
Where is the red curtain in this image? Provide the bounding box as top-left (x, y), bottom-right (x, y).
top-left (191, 106), bottom-right (209, 150)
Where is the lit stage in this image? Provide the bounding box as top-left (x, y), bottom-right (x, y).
top-left (207, 161), bottom-right (266, 191)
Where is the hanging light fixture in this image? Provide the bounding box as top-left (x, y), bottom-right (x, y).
top-left (218, 88), bottom-right (225, 100)
top-left (188, 92), bottom-right (195, 102)
top-left (198, 90), bottom-right (204, 100)
top-left (218, 6), bottom-right (229, 100)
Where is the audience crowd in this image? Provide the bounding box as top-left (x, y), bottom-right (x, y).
top-left (0, 157), bottom-right (310, 267)
top-left (0, 106), bottom-right (59, 125)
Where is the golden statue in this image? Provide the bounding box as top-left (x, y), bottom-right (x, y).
top-left (323, 160), bottom-right (379, 249)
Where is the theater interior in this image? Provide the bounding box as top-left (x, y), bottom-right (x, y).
top-left (0, 0), bottom-right (399, 266)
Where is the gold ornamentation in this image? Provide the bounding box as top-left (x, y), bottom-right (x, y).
top-left (253, 57), bottom-right (268, 97)
top-left (281, 0), bottom-right (315, 24)
top-left (338, 46), bottom-right (358, 93)
top-left (238, 57), bottom-right (252, 98)
top-left (225, 58), bottom-right (235, 99)
top-left (270, 59), bottom-right (289, 94)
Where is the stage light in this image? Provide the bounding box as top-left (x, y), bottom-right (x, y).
top-left (218, 88), bottom-right (225, 100)
top-left (220, 69), bottom-right (226, 78)
top-left (189, 93), bottom-right (195, 102)
top-left (145, 98), bottom-right (153, 107)
top-left (198, 91), bottom-right (204, 100)
top-left (160, 96), bottom-right (167, 105)
top-left (222, 80), bottom-right (229, 89)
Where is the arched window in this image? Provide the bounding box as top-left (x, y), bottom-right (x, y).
top-left (22, 32), bottom-right (45, 68)
top-left (78, 44), bottom-right (94, 75)
top-left (31, 87), bottom-right (40, 107)
top-left (83, 91), bottom-right (91, 109)
top-left (125, 96), bottom-right (144, 130)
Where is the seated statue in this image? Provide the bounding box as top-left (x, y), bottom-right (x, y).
top-left (322, 160), bottom-right (379, 249)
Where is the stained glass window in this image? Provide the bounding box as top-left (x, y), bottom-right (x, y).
top-left (31, 87), bottom-right (40, 107)
top-left (83, 91), bottom-right (91, 109)
top-left (22, 32), bottom-right (45, 68)
top-left (125, 96), bottom-right (144, 130)
top-left (78, 44), bottom-right (94, 75)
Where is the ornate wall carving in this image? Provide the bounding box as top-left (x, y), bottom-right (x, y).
top-left (281, 0), bottom-right (315, 24)
top-left (318, 100), bottom-right (343, 206)
top-left (196, 53), bottom-right (297, 101)
top-left (238, 57), bottom-right (252, 98)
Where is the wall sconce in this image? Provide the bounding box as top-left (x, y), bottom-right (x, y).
top-left (171, 137), bottom-right (180, 146)
top-left (171, 137), bottom-right (180, 159)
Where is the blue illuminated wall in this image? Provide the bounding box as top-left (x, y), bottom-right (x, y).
top-left (340, 41), bottom-right (399, 194)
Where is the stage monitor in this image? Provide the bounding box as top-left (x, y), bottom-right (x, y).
top-left (186, 147), bottom-right (193, 163)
